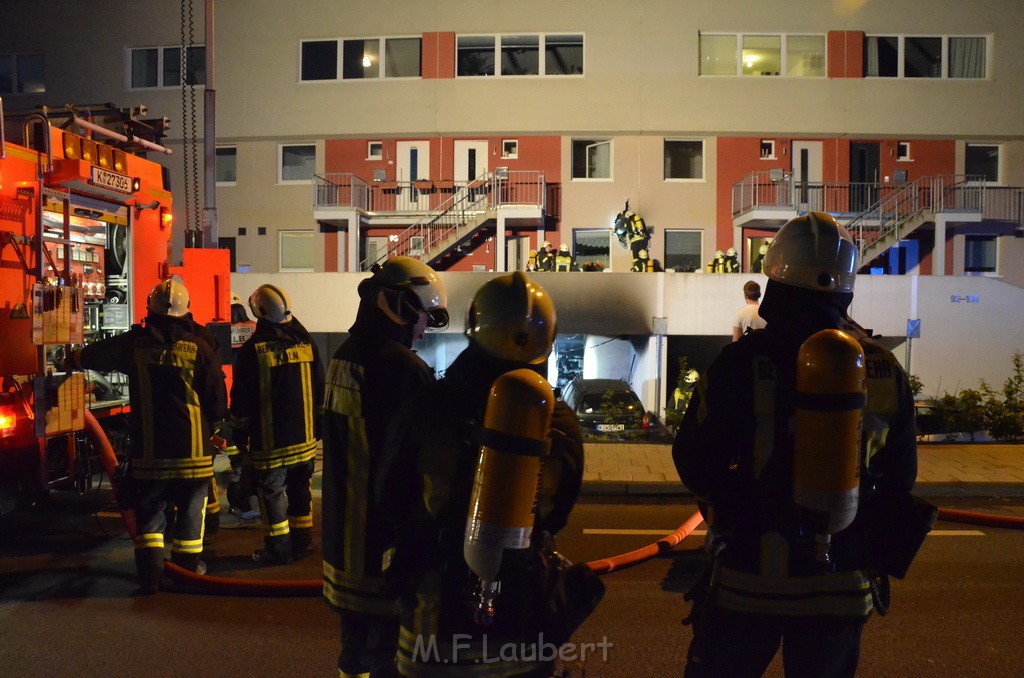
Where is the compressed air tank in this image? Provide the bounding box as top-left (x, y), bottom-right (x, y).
top-left (792, 329), bottom-right (866, 534)
top-left (464, 368), bottom-right (554, 598)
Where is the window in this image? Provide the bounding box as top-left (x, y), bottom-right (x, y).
top-left (760, 140), bottom-right (776, 160)
top-left (409, 235), bottom-right (425, 255)
top-left (897, 142), bottom-right (912, 161)
top-left (0, 53), bottom-right (45, 93)
top-left (458, 34), bottom-right (584, 77)
top-left (367, 141), bottom-right (383, 160)
top-left (742, 35), bottom-right (781, 76)
top-left (130, 45), bottom-right (205, 88)
top-left (700, 33), bottom-right (823, 76)
top-left (664, 140), bottom-right (704, 180)
top-left (300, 38), bottom-right (421, 81)
top-left (279, 144), bottom-right (316, 183)
top-left (964, 235), bottom-right (997, 273)
top-left (216, 147), bottom-right (237, 184)
top-left (501, 139), bottom-right (519, 159)
top-left (301, 40), bottom-right (338, 80)
top-left (664, 230), bottom-right (703, 272)
top-left (965, 144), bottom-right (1000, 183)
top-left (571, 139), bottom-right (612, 180)
top-left (864, 35), bottom-right (987, 79)
top-left (279, 230), bottom-right (315, 271)
top-left (573, 230), bottom-right (611, 269)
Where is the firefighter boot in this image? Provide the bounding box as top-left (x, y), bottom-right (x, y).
top-left (170, 551), bottom-right (207, 575)
top-left (253, 534), bottom-right (292, 565)
top-left (134, 547), bottom-right (166, 596)
top-left (290, 526), bottom-right (314, 561)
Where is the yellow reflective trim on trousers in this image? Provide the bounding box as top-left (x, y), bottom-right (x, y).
top-left (250, 440), bottom-right (317, 470)
top-left (717, 564), bottom-right (874, 618)
top-left (289, 514), bottom-right (313, 529)
top-left (717, 587), bottom-right (874, 618)
top-left (136, 533), bottom-right (164, 549)
top-left (267, 519), bottom-right (290, 537)
top-left (173, 537), bottom-right (204, 554)
top-left (322, 561), bottom-right (391, 594)
top-left (340, 672), bottom-right (370, 678)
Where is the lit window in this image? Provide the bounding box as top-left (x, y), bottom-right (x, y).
top-left (571, 139), bottom-right (612, 180)
top-left (279, 144), bottom-right (316, 183)
top-left (130, 46), bottom-right (205, 88)
top-left (700, 34), bottom-right (738, 75)
top-left (785, 36), bottom-right (825, 77)
top-left (742, 35), bottom-right (781, 76)
top-left (501, 139), bottom-right (519, 159)
top-left (965, 144), bottom-right (1000, 183)
top-left (664, 140), bottom-right (705, 180)
top-left (343, 39), bottom-right (381, 80)
top-left (216, 147), bottom-right (237, 184)
top-left (573, 230), bottom-right (611, 270)
top-left (664, 230), bottom-right (703, 272)
top-left (279, 230), bottom-right (315, 272)
top-left (367, 141), bottom-right (383, 160)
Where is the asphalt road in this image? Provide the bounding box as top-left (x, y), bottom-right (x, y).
top-left (1, 491), bottom-right (1023, 677)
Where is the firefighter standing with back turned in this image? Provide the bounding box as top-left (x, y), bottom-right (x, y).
top-left (377, 272), bottom-right (600, 678)
top-left (230, 284), bottom-right (325, 565)
top-left (674, 212), bottom-right (924, 677)
top-left (69, 279), bottom-right (226, 593)
top-left (322, 257), bottom-right (449, 678)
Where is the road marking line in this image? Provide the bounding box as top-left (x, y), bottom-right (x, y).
top-left (583, 528), bottom-right (985, 537)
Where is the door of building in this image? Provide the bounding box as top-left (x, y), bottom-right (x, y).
top-left (396, 140), bottom-right (430, 210)
top-left (792, 141), bottom-right (823, 212)
top-left (850, 141), bottom-right (881, 213)
top-left (454, 140), bottom-right (489, 182)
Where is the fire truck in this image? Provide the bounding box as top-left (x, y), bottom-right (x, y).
top-left (0, 100), bottom-right (230, 514)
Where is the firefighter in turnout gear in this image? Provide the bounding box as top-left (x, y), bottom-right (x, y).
top-left (723, 247), bottom-right (740, 273)
top-left (613, 208), bottom-right (652, 272)
top-left (230, 284), bottom-right (325, 565)
top-left (535, 240), bottom-right (555, 272)
top-left (68, 279), bottom-right (226, 593)
top-left (706, 250), bottom-right (726, 273)
top-left (554, 243), bottom-right (578, 271)
top-left (377, 272), bottom-right (600, 678)
top-left (322, 257), bottom-right (449, 678)
top-left (673, 212), bottom-right (922, 677)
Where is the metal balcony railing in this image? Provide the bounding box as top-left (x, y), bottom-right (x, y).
top-left (313, 170), bottom-right (546, 214)
top-left (352, 170), bottom-right (546, 270)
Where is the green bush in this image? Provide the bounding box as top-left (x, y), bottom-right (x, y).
top-left (922, 351), bottom-right (1024, 442)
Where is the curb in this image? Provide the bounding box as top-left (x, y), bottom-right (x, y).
top-left (580, 480), bottom-right (1024, 499)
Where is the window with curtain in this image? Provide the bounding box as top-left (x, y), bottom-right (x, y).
top-left (279, 231), bottom-right (315, 271)
top-left (279, 144), bottom-right (316, 183)
top-left (964, 235), bottom-right (997, 273)
top-left (864, 35), bottom-right (987, 79)
top-left (573, 230), bottom-right (611, 269)
top-left (949, 37), bottom-right (986, 78)
top-left (216, 147), bottom-right (237, 184)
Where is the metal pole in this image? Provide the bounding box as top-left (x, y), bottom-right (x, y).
top-left (202, 0), bottom-right (218, 249)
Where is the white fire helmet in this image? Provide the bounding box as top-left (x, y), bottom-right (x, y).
top-left (249, 284), bottom-right (293, 324)
top-left (370, 256), bottom-right (449, 329)
top-left (147, 279), bottom-right (190, 318)
top-left (465, 272), bottom-right (556, 365)
top-left (762, 212), bottom-right (858, 293)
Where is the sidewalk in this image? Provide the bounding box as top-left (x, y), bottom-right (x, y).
top-left (582, 441), bottom-right (1024, 498)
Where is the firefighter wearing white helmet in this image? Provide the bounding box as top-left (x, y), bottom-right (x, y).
top-left (321, 257), bottom-right (448, 678)
top-left (706, 249), bottom-right (726, 273)
top-left (674, 211), bottom-right (925, 676)
top-left (69, 278), bottom-right (226, 592)
top-left (535, 239), bottom-right (556, 271)
top-left (723, 247), bottom-right (740, 273)
top-left (231, 283), bottom-right (324, 565)
top-left (379, 272), bottom-right (601, 677)
top-left (554, 242), bottom-right (577, 272)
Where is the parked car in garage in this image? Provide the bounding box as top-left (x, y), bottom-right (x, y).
top-left (562, 377), bottom-right (650, 440)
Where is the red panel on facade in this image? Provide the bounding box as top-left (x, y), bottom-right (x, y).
top-left (423, 32), bottom-right (455, 79)
top-left (828, 31), bottom-right (864, 79)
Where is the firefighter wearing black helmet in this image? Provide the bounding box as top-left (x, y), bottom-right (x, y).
top-left (322, 256), bottom-right (449, 678)
top-left (673, 212), bottom-right (925, 677)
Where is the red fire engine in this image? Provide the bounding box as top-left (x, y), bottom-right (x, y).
top-left (0, 100), bottom-right (230, 513)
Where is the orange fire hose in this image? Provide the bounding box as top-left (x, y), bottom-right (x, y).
top-left (84, 420), bottom-right (1024, 595)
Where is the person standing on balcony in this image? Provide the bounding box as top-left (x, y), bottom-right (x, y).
top-left (321, 257), bottom-right (449, 678)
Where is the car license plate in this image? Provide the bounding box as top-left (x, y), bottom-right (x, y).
top-left (597, 424), bottom-right (625, 432)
